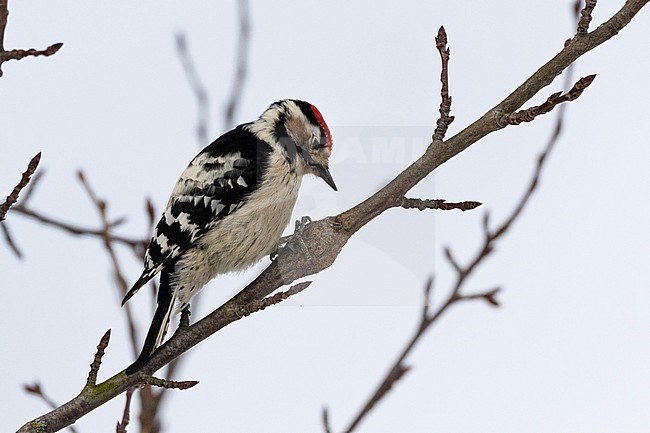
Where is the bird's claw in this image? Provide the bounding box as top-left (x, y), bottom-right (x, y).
top-left (295, 215), bottom-right (312, 234)
top-left (270, 216), bottom-right (313, 261)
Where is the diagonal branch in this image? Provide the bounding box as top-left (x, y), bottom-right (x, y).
top-left (16, 2), bottom-right (650, 431)
top-left (1, 221), bottom-right (22, 258)
top-left (335, 0), bottom-right (648, 236)
top-left (496, 74), bottom-right (595, 127)
top-left (115, 388), bottom-right (134, 433)
top-left (175, 33), bottom-right (210, 148)
top-left (340, 59), bottom-right (571, 429)
top-left (17, 281), bottom-right (312, 433)
top-left (23, 384), bottom-right (79, 433)
top-left (77, 171), bottom-right (140, 358)
top-left (322, 407), bottom-right (332, 433)
top-left (0, 152), bottom-right (41, 221)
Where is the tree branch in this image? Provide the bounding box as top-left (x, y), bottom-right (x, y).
top-left (175, 33), bottom-right (209, 147)
top-left (16, 2), bottom-right (649, 431)
top-left (1, 221), bottom-right (22, 258)
top-left (8, 204), bottom-right (146, 254)
top-left (401, 198), bottom-right (482, 212)
top-left (577, 0), bottom-right (598, 34)
top-left (86, 330), bottom-right (111, 388)
top-left (115, 388), bottom-right (133, 433)
top-left (0, 152), bottom-right (41, 221)
top-left (0, 0), bottom-right (8, 53)
top-left (224, 0), bottom-right (251, 129)
top-left (339, 57), bottom-right (571, 428)
top-left (77, 171), bottom-right (141, 358)
top-left (142, 377), bottom-right (199, 391)
top-left (334, 11), bottom-right (587, 426)
top-left (0, 0), bottom-right (62, 77)
top-left (496, 74), bottom-right (596, 127)
top-left (16, 281), bottom-right (312, 433)
top-left (337, 0), bottom-right (649, 236)
top-left (432, 26), bottom-right (454, 142)
top-left (322, 407), bottom-right (332, 433)
top-left (23, 384), bottom-right (79, 433)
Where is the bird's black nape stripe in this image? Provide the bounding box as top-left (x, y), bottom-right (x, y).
top-left (293, 99), bottom-right (328, 149)
top-left (293, 100), bottom-right (319, 126)
top-left (274, 111), bottom-right (299, 165)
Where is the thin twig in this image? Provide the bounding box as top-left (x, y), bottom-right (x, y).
top-left (255, 281), bottom-right (312, 309)
top-left (224, 0), bottom-right (251, 129)
top-left (0, 0), bottom-right (62, 77)
top-left (0, 0), bottom-right (8, 53)
top-left (443, 247), bottom-right (462, 274)
top-left (143, 376), bottom-right (199, 391)
top-left (115, 388), bottom-right (134, 433)
top-left (432, 26), bottom-right (454, 142)
top-left (1, 221), bottom-right (22, 258)
top-left (86, 330), bottom-right (111, 388)
top-left (577, 0), bottom-right (598, 34)
top-left (401, 198), bottom-right (482, 212)
top-left (175, 33), bottom-right (209, 147)
top-left (457, 287), bottom-right (501, 307)
top-left (322, 407), bottom-right (332, 433)
top-left (0, 152), bottom-right (41, 221)
top-left (145, 197), bottom-right (156, 229)
top-left (421, 277), bottom-right (433, 321)
top-left (9, 205), bottom-right (146, 254)
top-left (497, 74), bottom-right (595, 127)
top-left (77, 171), bottom-right (140, 357)
top-left (18, 169), bottom-right (44, 204)
top-left (223, 281), bottom-right (313, 319)
top-left (0, 42), bottom-right (63, 62)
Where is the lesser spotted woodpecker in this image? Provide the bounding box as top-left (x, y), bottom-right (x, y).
top-left (122, 99), bottom-right (336, 374)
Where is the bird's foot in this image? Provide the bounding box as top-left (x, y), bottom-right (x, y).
top-left (294, 215), bottom-right (312, 234)
top-left (270, 216), bottom-right (313, 261)
top-left (291, 216), bottom-right (313, 260)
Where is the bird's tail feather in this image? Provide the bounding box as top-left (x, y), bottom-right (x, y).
top-left (125, 271), bottom-right (175, 375)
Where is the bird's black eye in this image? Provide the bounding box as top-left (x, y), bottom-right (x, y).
top-left (299, 146), bottom-right (318, 166)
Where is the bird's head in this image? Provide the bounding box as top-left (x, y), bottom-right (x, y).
top-left (255, 99), bottom-right (336, 191)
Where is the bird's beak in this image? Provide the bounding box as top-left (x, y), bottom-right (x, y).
top-left (315, 165), bottom-right (337, 191)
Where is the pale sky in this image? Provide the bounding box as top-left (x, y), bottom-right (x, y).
top-left (2, 1), bottom-right (650, 432)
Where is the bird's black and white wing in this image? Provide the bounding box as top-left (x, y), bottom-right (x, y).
top-left (122, 125), bottom-right (272, 305)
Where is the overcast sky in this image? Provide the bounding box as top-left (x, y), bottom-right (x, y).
top-left (2, 1), bottom-right (650, 432)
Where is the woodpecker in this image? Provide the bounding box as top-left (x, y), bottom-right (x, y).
top-left (122, 99), bottom-right (336, 374)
